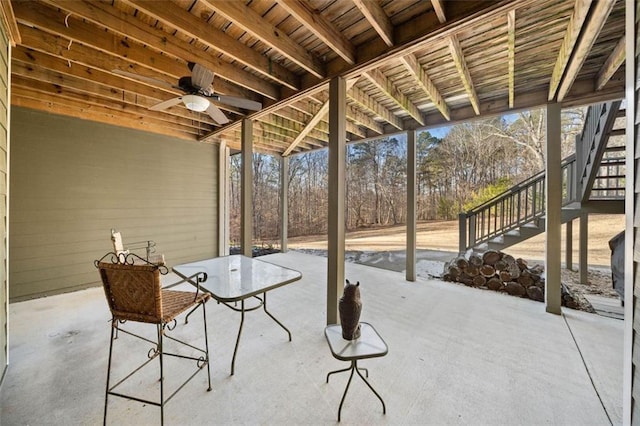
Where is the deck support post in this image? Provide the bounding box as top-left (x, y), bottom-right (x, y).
top-left (565, 220), bottom-right (573, 271)
top-left (280, 156), bottom-right (289, 253)
top-left (545, 103), bottom-right (562, 314)
top-left (579, 213), bottom-right (589, 284)
top-left (406, 130), bottom-right (417, 282)
top-left (327, 76), bottom-right (347, 325)
top-left (219, 141), bottom-right (230, 256)
top-left (241, 119), bottom-right (253, 258)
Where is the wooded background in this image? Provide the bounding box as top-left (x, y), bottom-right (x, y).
top-left (229, 108), bottom-right (585, 247)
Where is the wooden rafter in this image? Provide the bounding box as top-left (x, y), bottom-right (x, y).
top-left (282, 80), bottom-right (358, 156)
top-left (595, 36), bottom-right (625, 91)
top-left (351, 0), bottom-right (393, 47)
top-left (199, 0), bottom-right (325, 79)
top-left (447, 35), bottom-right (480, 115)
top-left (399, 53), bottom-right (450, 120)
top-left (363, 69), bottom-right (424, 125)
top-left (12, 46), bottom-right (170, 101)
top-left (83, 0), bottom-right (273, 98)
top-left (346, 104), bottom-right (384, 134)
top-left (556, 0), bottom-right (615, 101)
top-left (283, 102), bottom-right (329, 156)
top-left (548, 0), bottom-right (592, 101)
top-left (119, 0), bottom-right (298, 91)
top-left (0, 0), bottom-right (20, 46)
top-left (13, 6), bottom-right (252, 100)
top-left (11, 59), bottom-right (216, 125)
top-left (277, 0), bottom-right (355, 64)
top-left (431, 0), bottom-right (447, 24)
top-left (507, 9), bottom-right (516, 108)
top-left (349, 85), bottom-right (403, 130)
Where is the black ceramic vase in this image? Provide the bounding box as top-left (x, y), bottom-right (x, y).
top-left (339, 280), bottom-right (362, 340)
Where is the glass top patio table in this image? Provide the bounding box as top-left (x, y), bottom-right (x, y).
top-left (172, 255), bottom-right (302, 375)
top-left (172, 255), bottom-right (302, 302)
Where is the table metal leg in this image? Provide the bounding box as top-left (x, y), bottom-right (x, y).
top-left (337, 362), bottom-right (356, 422)
top-left (326, 366), bottom-right (368, 383)
top-left (329, 359), bottom-right (385, 422)
top-left (354, 360), bottom-right (386, 415)
top-left (262, 292), bottom-right (291, 341)
top-left (230, 299), bottom-right (245, 376)
top-left (326, 365), bottom-right (352, 383)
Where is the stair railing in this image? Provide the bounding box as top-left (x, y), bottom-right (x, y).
top-left (578, 100), bottom-right (621, 202)
top-left (458, 154), bottom-right (576, 253)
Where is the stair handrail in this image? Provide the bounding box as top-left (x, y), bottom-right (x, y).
top-left (459, 154), bottom-right (576, 253)
top-left (578, 100), bottom-right (621, 202)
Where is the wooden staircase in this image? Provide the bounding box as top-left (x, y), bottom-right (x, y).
top-left (459, 101), bottom-right (625, 254)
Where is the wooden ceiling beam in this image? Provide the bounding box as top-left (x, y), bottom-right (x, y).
top-left (410, 77), bottom-right (624, 131)
top-left (431, 0), bottom-right (447, 24)
top-left (282, 79), bottom-right (361, 155)
top-left (11, 59), bottom-right (216, 126)
top-left (277, 0), bottom-right (355, 64)
top-left (556, 0), bottom-right (616, 101)
top-left (363, 68), bottom-right (425, 125)
top-left (349, 85), bottom-right (403, 130)
top-left (12, 46), bottom-right (172, 102)
top-left (46, 0), bottom-right (279, 100)
top-left (13, 2), bottom-right (251, 100)
top-left (283, 102), bottom-right (328, 156)
top-left (507, 9), bottom-right (515, 108)
top-left (595, 36), bottom-right (625, 91)
top-left (12, 78), bottom-right (211, 132)
top-left (117, 0), bottom-right (297, 91)
top-left (346, 104), bottom-right (384, 135)
top-left (351, 0), bottom-right (393, 47)
top-left (12, 89), bottom-right (202, 140)
top-left (399, 53), bottom-right (450, 120)
top-left (547, 0), bottom-right (592, 101)
top-left (255, 120), bottom-right (325, 148)
top-left (0, 0), bottom-right (20, 46)
top-left (447, 35), bottom-right (480, 115)
top-left (16, 25), bottom-right (240, 119)
top-left (199, 0), bottom-right (326, 79)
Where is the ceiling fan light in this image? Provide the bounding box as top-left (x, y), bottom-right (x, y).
top-left (182, 94), bottom-right (209, 112)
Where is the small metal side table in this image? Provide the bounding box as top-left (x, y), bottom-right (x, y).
top-left (324, 322), bottom-right (388, 422)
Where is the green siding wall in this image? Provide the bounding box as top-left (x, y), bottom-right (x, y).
top-left (9, 107), bottom-right (218, 301)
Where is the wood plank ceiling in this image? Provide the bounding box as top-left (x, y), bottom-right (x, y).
top-left (3, 0), bottom-right (626, 155)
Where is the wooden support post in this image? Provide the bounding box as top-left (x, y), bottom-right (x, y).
top-left (241, 119), bottom-right (253, 258)
top-left (579, 212), bottom-right (588, 284)
top-left (280, 155), bottom-right (289, 253)
top-left (545, 103), bottom-right (562, 314)
top-left (565, 220), bottom-right (573, 271)
top-left (623, 1), bottom-right (635, 420)
top-left (458, 213), bottom-right (467, 254)
top-left (327, 76), bottom-right (346, 325)
top-left (406, 130), bottom-right (416, 282)
top-left (218, 141), bottom-right (230, 256)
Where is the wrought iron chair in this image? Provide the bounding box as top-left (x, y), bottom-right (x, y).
top-left (96, 252), bottom-right (211, 425)
top-left (110, 228), bottom-right (165, 265)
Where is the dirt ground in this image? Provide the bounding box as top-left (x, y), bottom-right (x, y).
top-left (288, 214), bottom-right (625, 308)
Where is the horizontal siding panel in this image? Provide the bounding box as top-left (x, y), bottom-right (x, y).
top-left (10, 107), bottom-right (219, 300)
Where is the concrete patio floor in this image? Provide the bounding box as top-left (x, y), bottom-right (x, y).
top-left (0, 251), bottom-right (623, 425)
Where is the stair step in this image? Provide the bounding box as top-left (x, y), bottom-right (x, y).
top-left (609, 128), bottom-right (625, 137)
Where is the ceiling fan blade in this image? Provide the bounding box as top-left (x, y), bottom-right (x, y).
top-left (212, 94), bottom-right (262, 111)
top-left (189, 62), bottom-right (214, 90)
top-left (206, 103), bottom-right (230, 125)
top-left (149, 97), bottom-right (183, 111)
top-left (112, 69), bottom-right (178, 90)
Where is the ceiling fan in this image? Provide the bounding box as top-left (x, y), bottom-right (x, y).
top-left (114, 62), bottom-right (262, 125)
